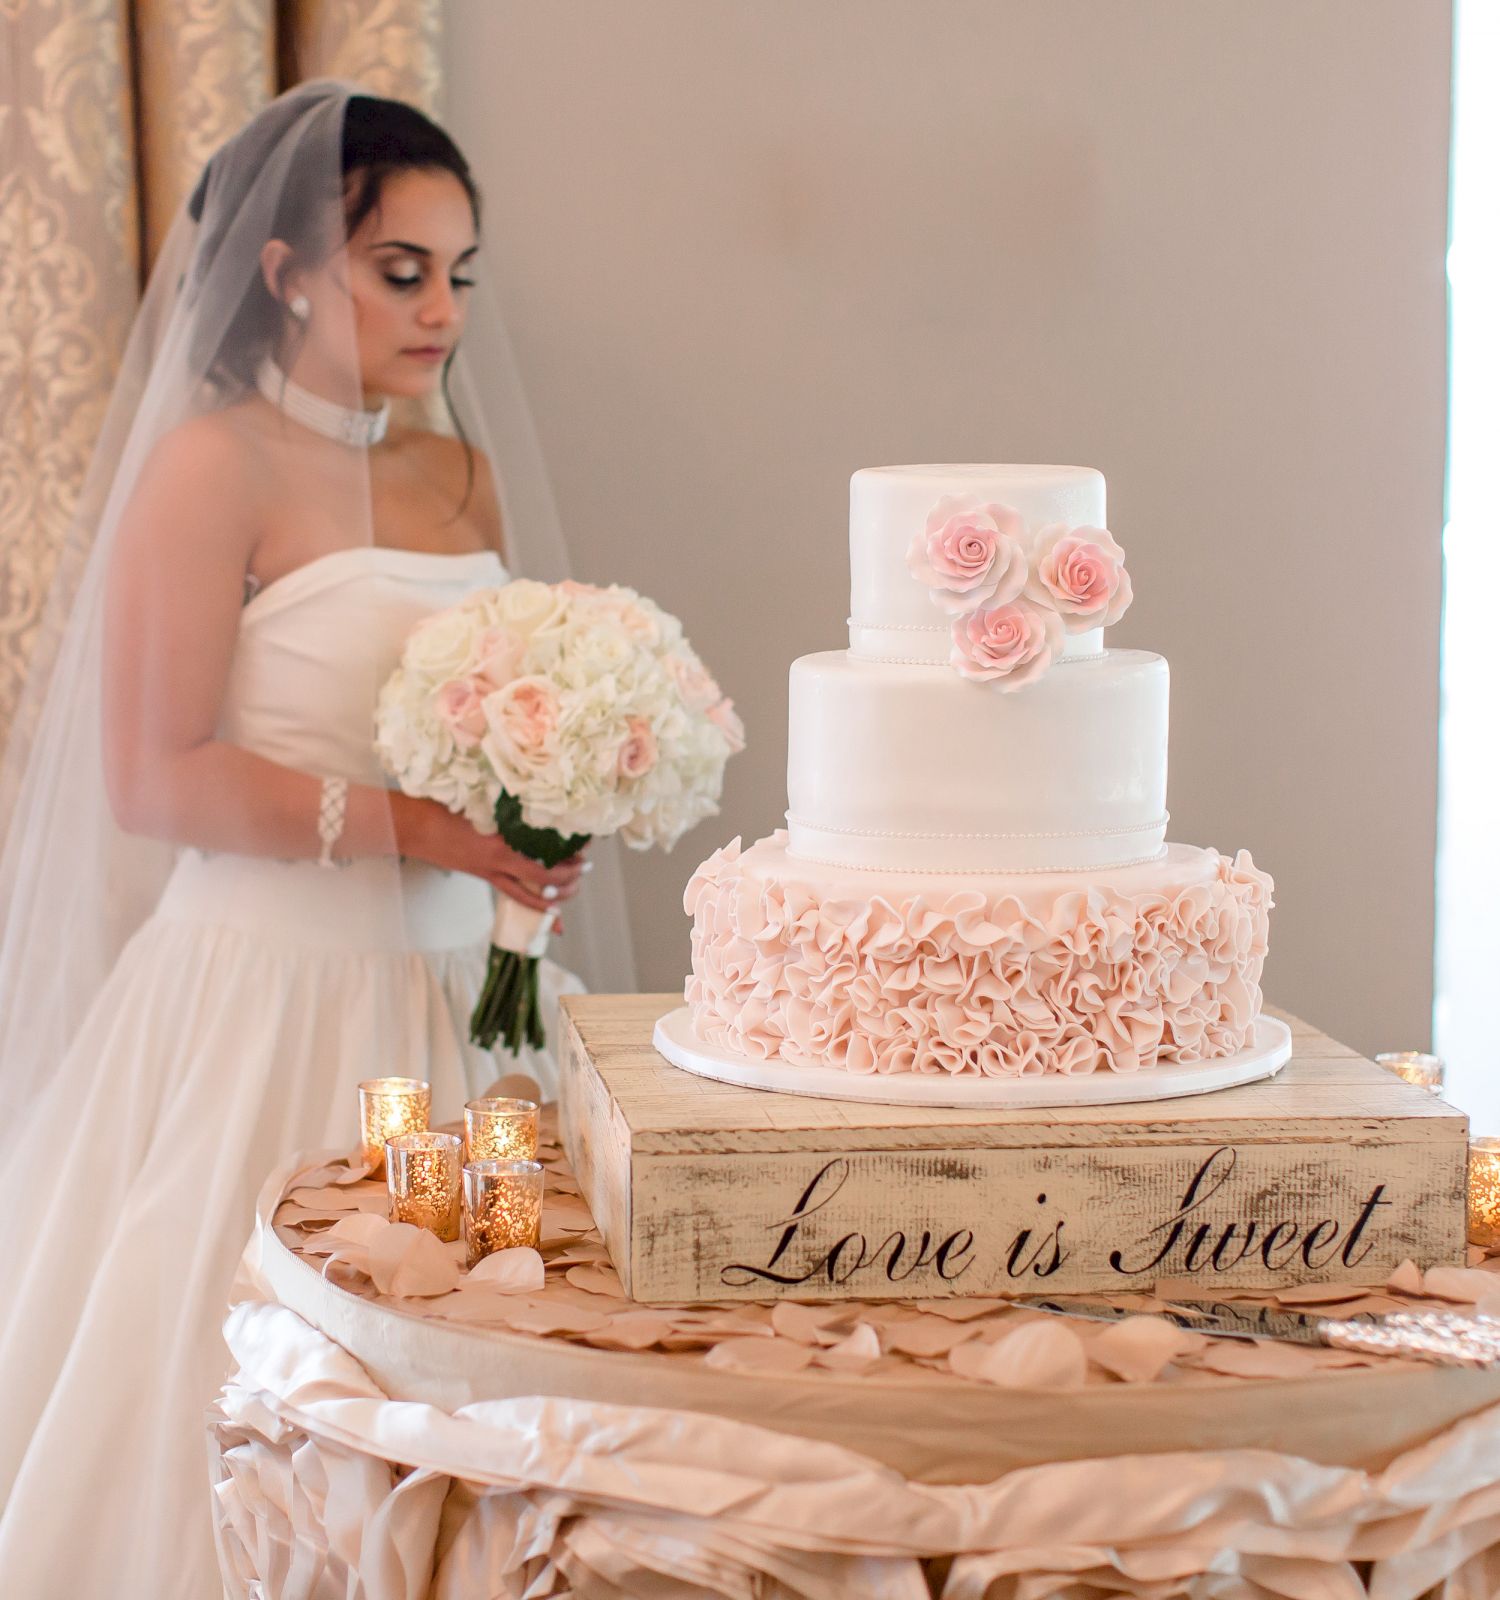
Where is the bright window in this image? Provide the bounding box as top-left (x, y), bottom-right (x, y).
top-left (1435, 0), bottom-right (1499, 1124)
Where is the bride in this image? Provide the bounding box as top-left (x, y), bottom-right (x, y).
top-left (0, 79), bottom-right (628, 1597)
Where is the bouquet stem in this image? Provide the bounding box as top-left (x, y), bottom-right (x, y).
top-left (469, 794), bottom-right (590, 1055)
top-left (471, 899), bottom-right (555, 1054)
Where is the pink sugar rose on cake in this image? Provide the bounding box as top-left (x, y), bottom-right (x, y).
top-left (950, 596), bottom-right (1063, 688)
top-left (1025, 524), bottom-right (1133, 631)
top-left (907, 495), bottom-right (1028, 615)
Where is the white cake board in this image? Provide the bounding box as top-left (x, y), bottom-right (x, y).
top-left (652, 1008), bottom-right (1293, 1109)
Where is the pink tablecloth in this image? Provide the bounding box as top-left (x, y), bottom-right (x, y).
top-left (210, 1125), bottom-right (1500, 1598)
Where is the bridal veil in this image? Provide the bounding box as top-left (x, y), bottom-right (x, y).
top-left (0, 78), bottom-right (637, 1132)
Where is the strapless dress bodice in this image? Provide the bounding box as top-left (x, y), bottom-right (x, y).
top-left (159, 545), bottom-right (509, 953)
top-left (221, 544), bottom-right (507, 784)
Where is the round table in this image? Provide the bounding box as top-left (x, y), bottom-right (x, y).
top-left (210, 1108), bottom-right (1500, 1598)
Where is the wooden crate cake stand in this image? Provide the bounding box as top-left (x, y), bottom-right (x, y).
top-left (557, 995), bottom-right (1468, 1305)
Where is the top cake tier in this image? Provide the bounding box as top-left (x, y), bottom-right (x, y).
top-left (849, 464), bottom-right (1108, 665)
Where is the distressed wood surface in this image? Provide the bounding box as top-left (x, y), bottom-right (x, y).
top-left (558, 995), bottom-right (1470, 1304)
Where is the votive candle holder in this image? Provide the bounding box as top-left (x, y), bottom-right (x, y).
top-left (463, 1157), bottom-right (544, 1266)
top-left (464, 1097), bottom-right (540, 1164)
top-left (1375, 1052), bottom-right (1446, 1095)
top-left (1469, 1137), bottom-right (1500, 1250)
top-left (386, 1131), bottom-right (463, 1242)
top-left (358, 1077), bottom-right (430, 1174)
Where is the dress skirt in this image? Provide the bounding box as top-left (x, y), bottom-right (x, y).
top-left (0, 847), bottom-right (581, 1598)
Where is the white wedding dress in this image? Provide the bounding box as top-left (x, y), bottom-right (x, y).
top-left (0, 544), bottom-right (583, 1598)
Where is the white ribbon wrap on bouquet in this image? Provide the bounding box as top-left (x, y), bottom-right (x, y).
top-left (491, 895), bottom-right (556, 960)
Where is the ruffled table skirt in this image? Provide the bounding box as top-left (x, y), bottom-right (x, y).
top-left (211, 1146), bottom-right (1500, 1599)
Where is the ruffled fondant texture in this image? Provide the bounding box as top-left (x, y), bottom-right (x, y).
top-left (684, 830), bottom-right (1273, 1077)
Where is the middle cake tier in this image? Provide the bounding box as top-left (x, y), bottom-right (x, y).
top-left (785, 648), bottom-right (1169, 873)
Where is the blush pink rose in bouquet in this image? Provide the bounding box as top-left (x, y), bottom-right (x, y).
top-left (706, 698), bottom-right (747, 752)
top-left (434, 679), bottom-right (489, 750)
top-left (949, 597), bottom-right (1063, 689)
top-left (616, 715), bottom-right (659, 779)
top-left (906, 496), bottom-right (1028, 615)
top-left (1025, 524), bottom-right (1133, 630)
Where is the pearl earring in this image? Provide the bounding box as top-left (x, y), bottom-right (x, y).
top-left (288, 293), bottom-right (311, 321)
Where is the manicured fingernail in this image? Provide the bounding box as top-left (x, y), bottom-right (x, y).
top-left (542, 886), bottom-right (559, 901)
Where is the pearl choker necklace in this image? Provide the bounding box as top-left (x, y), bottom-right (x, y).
top-left (254, 354), bottom-right (390, 447)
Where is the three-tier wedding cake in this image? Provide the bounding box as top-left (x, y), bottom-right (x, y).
top-left (673, 464), bottom-right (1274, 1088)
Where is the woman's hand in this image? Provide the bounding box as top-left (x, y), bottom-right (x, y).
top-left (395, 796), bottom-right (588, 913)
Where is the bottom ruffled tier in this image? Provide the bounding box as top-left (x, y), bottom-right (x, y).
top-left (683, 830), bottom-right (1273, 1078)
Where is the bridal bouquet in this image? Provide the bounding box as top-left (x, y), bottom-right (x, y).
top-left (376, 579), bottom-right (744, 1053)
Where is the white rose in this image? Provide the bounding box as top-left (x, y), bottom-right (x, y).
top-left (376, 678), bottom-right (441, 783)
top-left (401, 608), bottom-right (483, 684)
top-left (490, 579), bottom-right (572, 638)
top-left (558, 616), bottom-right (641, 685)
top-left (650, 602), bottom-right (685, 652)
top-left (665, 649), bottom-right (720, 712)
top-left (586, 587), bottom-right (661, 647)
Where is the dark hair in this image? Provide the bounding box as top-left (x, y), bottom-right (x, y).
top-left (188, 92), bottom-right (482, 518)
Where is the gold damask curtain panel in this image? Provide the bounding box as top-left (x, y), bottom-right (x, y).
top-left (0, 0), bottom-right (442, 766)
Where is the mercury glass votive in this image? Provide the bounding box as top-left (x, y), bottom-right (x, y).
top-left (1375, 1052), bottom-right (1446, 1094)
top-left (1469, 1137), bottom-right (1500, 1250)
top-left (358, 1077), bottom-right (430, 1174)
top-left (463, 1158), bottom-right (544, 1266)
top-left (386, 1131), bottom-right (463, 1242)
top-left (463, 1097), bottom-right (540, 1164)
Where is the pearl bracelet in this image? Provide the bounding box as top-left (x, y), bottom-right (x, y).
top-left (317, 776), bottom-right (349, 868)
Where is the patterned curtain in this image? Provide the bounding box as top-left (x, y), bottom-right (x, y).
top-left (0, 0), bottom-right (443, 771)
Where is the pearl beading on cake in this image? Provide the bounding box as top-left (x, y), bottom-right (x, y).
top-left (855, 653), bottom-right (1105, 669)
top-left (845, 615), bottom-right (1107, 670)
top-left (783, 813), bottom-right (1170, 842)
top-left (786, 793), bottom-right (1170, 874)
top-left (846, 618), bottom-right (948, 633)
top-left (782, 845), bottom-right (1172, 877)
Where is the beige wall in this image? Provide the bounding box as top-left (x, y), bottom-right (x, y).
top-left (444, 1), bottom-right (1451, 1058)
